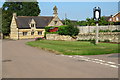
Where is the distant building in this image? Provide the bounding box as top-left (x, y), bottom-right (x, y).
top-left (108, 12), bottom-right (120, 22)
top-left (10, 6), bottom-right (63, 40)
top-left (102, 16), bottom-right (112, 22)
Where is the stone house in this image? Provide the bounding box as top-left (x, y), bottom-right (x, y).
top-left (10, 6), bottom-right (63, 40)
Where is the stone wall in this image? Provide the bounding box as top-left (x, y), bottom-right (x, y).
top-left (46, 33), bottom-right (119, 42)
top-left (76, 32), bottom-right (119, 42)
top-left (46, 34), bottom-right (75, 41)
top-left (77, 25), bottom-right (120, 34)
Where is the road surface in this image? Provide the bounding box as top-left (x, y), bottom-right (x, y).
top-left (2, 39), bottom-right (119, 78)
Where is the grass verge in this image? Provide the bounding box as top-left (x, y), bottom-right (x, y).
top-left (26, 40), bottom-right (118, 55)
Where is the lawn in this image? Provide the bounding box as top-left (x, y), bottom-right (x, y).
top-left (26, 40), bottom-right (118, 55)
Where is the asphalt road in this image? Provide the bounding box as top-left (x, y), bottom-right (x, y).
top-left (2, 39), bottom-right (119, 78)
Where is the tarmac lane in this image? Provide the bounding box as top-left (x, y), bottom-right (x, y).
top-left (2, 39), bottom-right (119, 78)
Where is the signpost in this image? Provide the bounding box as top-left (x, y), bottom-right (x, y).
top-left (93, 7), bottom-right (101, 44)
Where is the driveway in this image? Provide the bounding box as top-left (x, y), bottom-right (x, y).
top-left (2, 39), bottom-right (119, 78)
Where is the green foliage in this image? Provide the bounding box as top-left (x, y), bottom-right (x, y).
top-left (86, 18), bottom-right (96, 26)
top-left (0, 8), bottom-right (2, 33)
top-left (112, 29), bottom-right (120, 32)
top-left (58, 24), bottom-right (79, 36)
top-left (2, 2), bottom-right (40, 36)
top-left (62, 19), bottom-right (78, 26)
top-left (77, 21), bottom-right (87, 26)
top-left (104, 40), bottom-right (110, 42)
top-left (45, 25), bottom-right (79, 37)
top-left (45, 26), bottom-right (51, 32)
top-left (113, 22), bottom-right (120, 25)
top-left (77, 17), bottom-right (111, 26)
top-left (99, 29), bottom-right (111, 32)
top-left (62, 19), bottom-right (71, 25)
top-left (98, 17), bottom-right (109, 25)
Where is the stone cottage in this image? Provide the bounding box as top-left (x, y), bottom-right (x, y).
top-left (10, 6), bottom-right (63, 40)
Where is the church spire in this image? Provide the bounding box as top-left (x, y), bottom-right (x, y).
top-left (53, 6), bottom-right (58, 16)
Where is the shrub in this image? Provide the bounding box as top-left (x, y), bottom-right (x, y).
top-left (35, 37), bottom-right (44, 41)
top-left (113, 22), bottom-right (120, 25)
top-left (112, 29), bottom-right (120, 32)
top-left (58, 24), bottom-right (79, 36)
top-left (99, 29), bottom-right (111, 32)
top-left (104, 39), bottom-right (110, 42)
top-left (45, 26), bottom-right (52, 32)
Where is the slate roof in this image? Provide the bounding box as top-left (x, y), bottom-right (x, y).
top-left (16, 16), bottom-right (54, 29)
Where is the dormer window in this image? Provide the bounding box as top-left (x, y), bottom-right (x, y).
top-left (30, 19), bottom-right (36, 28)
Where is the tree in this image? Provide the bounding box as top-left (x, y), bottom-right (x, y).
top-left (86, 18), bottom-right (96, 26)
top-left (98, 17), bottom-right (109, 25)
top-left (0, 8), bottom-right (2, 33)
top-left (2, 1), bottom-right (40, 36)
top-left (62, 19), bottom-right (71, 25)
top-left (78, 21), bottom-right (87, 26)
top-left (58, 24), bottom-right (79, 36)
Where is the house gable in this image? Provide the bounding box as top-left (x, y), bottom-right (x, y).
top-left (48, 16), bottom-right (63, 26)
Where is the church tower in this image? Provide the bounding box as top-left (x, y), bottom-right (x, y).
top-left (53, 6), bottom-right (58, 17)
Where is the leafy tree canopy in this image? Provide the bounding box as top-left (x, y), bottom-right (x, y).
top-left (2, 1), bottom-right (40, 35)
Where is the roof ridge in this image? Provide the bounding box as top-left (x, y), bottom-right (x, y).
top-left (112, 11), bottom-right (120, 17)
top-left (17, 16), bottom-right (54, 17)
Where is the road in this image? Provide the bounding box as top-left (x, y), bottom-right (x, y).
top-left (2, 39), bottom-right (119, 78)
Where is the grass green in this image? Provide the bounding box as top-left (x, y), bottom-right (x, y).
top-left (26, 40), bottom-right (118, 55)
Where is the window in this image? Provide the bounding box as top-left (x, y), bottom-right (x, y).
top-left (109, 18), bottom-right (112, 21)
top-left (54, 21), bottom-right (57, 24)
top-left (31, 32), bottom-right (34, 35)
top-left (31, 24), bottom-right (35, 27)
top-left (38, 31), bottom-right (42, 35)
top-left (23, 32), bottom-right (27, 36)
top-left (116, 17), bottom-right (119, 21)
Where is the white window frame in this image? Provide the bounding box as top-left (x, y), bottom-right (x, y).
top-left (38, 31), bottom-right (42, 35)
top-left (23, 32), bottom-right (27, 36)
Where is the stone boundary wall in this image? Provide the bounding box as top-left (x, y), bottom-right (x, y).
top-left (46, 34), bottom-right (75, 41)
top-left (77, 25), bottom-right (120, 34)
top-left (46, 32), bottom-right (119, 42)
top-left (76, 32), bottom-right (119, 42)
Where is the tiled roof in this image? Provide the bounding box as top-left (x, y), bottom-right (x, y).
top-left (102, 16), bottom-right (112, 21)
top-left (16, 16), bottom-right (54, 29)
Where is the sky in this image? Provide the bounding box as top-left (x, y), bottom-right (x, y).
top-left (0, 1), bottom-right (119, 21)
top-left (39, 2), bottom-right (118, 20)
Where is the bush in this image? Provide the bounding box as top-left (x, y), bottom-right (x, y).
top-left (113, 22), bottom-right (120, 25)
top-left (99, 29), bottom-right (111, 32)
top-left (104, 39), bottom-right (110, 42)
top-left (45, 26), bottom-right (52, 32)
top-left (58, 24), bottom-right (79, 36)
top-left (112, 29), bottom-right (120, 32)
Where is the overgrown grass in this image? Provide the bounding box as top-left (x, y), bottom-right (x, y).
top-left (26, 40), bottom-right (118, 55)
